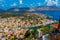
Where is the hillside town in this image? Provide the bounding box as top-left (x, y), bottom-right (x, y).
top-left (0, 12), bottom-right (57, 40)
top-left (0, 12), bottom-right (55, 28)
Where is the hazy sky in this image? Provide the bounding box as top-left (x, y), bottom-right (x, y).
top-left (0, 0), bottom-right (60, 9)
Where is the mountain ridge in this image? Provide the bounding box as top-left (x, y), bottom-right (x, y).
top-left (0, 6), bottom-right (60, 12)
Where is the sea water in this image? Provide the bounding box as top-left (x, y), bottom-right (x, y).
top-left (35, 10), bottom-right (60, 20)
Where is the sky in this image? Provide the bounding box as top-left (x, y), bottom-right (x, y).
top-left (0, 0), bottom-right (60, 10)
